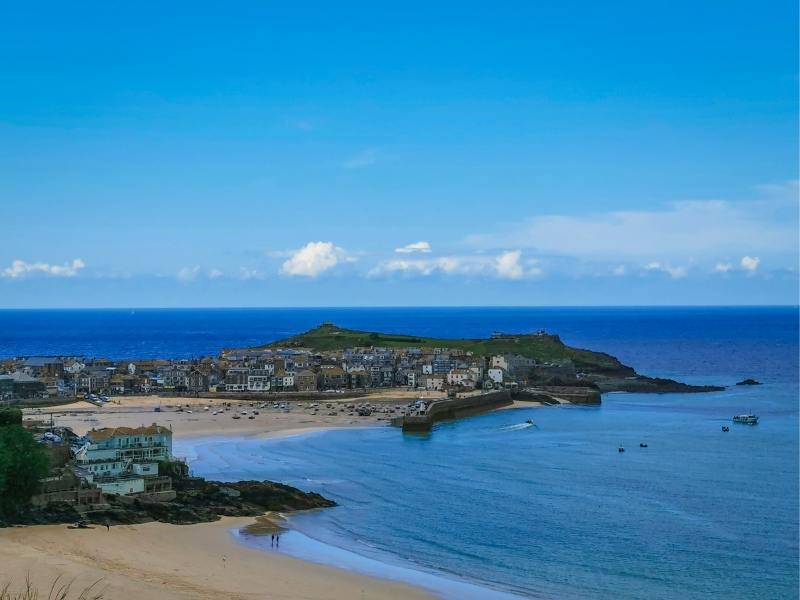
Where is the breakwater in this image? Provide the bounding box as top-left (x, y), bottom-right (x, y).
top-left (516, 386), bottom-right (601, 405)
top-left (400, 390), bottom-right (513, 433)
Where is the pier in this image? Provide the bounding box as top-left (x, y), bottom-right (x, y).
top-left (399, 390), bottom-right (513, 433)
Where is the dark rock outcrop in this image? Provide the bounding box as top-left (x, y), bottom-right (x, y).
top-left (595, 376), bottom-right (725, 394)
top-left (735, 379), bottom-right (761, 386)
top-left (2, 476), bottom-right (335, 528)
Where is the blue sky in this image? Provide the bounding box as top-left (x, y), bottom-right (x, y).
top-left (1, 1), bottom-right (797, 307)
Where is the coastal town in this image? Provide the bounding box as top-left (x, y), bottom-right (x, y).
top-left (0, 329), bottom-right (548, 404)
top-left (0, 323), bottom-right (617, 520)
top-left (0, 323), bottom-right (765, 600)
top-left (0, 322), bottom-right (729, 525)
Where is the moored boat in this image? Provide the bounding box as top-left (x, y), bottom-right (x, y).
top-left (732, 413), bottom-right (759, 425)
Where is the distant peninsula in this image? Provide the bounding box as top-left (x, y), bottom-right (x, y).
top-left (249, 323), bottom-right (724, 395)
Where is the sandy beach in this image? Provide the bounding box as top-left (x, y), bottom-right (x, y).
top-left (22, 392), bottom-right (438, 440)
top-left (5, 393), bottom-right (541, 599)
top-left (5, 393), bottom-right (449, 599)
top-left (0, 517), bottom-right (432, 600)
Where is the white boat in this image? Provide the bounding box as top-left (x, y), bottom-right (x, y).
top-left (732, 413), bottom-right (759, 425)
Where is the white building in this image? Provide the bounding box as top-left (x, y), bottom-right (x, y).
top-left (75, 424), bottom-right (173, 496)
top-left (423, 375), bottom-right (444, 391)
top-left (447, 369), bottom-right (471, 386)
top-left (487, 367), bottom-right (506, 384)
top-left (247, 369), bottom-right (272, 392)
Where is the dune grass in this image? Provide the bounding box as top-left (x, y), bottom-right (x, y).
top-left (0, 576), bottom-right (104, 600)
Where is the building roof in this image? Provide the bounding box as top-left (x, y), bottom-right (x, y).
top-left (322, 367), bottom-right (346, 376)
top-left (9, 371), bottom-right (40, 383)
top-left (87, 423), bottom-right (171, 442)
top-left (24, 357), bottom-right (63, 367)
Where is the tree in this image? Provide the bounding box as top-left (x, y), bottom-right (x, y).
top-left (0, 407), bottom-right (22, 427)
top-left (0, 425), bottom-right (50, 516)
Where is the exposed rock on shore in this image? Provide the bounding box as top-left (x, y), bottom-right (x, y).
top-left (3, 476), bottom-right (335, 528)
top-left (595, 377), bottom-right (725, 394)
top-left (735, 379), bottom-right (761, 386)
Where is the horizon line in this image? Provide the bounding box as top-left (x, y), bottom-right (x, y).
top-left (0, 305), bottom-right (797, 311)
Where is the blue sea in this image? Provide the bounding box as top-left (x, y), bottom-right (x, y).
top-left (2, 307), bottom-right (798, 599)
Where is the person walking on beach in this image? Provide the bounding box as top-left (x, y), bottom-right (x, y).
top-left (276, 534), bottom-right (280, 547)
top-left (105, 521), bottom-right (110, 532)
top-left (271, 534), bottom-right (275, 547)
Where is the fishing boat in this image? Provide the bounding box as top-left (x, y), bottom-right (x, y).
top-left (732, 413), bottom-right (759, 425)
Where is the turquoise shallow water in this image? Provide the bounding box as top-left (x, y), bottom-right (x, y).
top-left (169, 307), bottom-right (799, 599)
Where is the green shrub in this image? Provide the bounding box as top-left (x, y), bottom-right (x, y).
top-left (0, 426), bottom-right (50, 516)
top-left (0, 408), bottom-right (22, 427)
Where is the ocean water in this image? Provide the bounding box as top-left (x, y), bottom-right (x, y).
top-left (0, 306), bottom-right (795, 374)
top-left (3, 307), bottom-right (799, 598)
top-left (159, 307), bottom-right (800, 599)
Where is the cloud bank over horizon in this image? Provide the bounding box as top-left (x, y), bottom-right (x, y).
top-left (2, 182), bottom-right (796, 300)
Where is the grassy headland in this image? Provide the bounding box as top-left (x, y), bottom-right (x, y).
top-left (256, 323), bottom-right (723, 394)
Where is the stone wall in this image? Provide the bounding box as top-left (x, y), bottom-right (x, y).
top-left (402, 390), bottom-right (513, 433)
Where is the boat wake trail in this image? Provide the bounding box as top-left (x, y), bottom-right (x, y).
top-left (501, 423), bottom-right (535, 432)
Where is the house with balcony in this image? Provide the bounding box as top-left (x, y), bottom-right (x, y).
top-left (74, 423), bottom-right (174, 497)
top-left (247, 368), bottom-right (272, 392)
top-left (225, 368), bottom-right (249, 392)
top-left (271, 370), bottom-right (295, 391)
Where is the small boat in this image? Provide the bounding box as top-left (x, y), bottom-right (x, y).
top-left (618, 446), bottom-right (625, 453)
top-left (639, 443), bottom-right (648, 448)
top-left (732, 414), bottom-right (759, 425)
top-left (722, 426), bottom-right (729, 432)
top-left (526, 419), bottom-right (534, 425)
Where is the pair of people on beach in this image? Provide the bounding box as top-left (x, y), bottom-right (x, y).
top-left (271, 533), bottom-right (280, 547)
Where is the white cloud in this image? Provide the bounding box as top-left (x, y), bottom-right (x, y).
top-left (612, 265), bottom-right (627, 276)
top-left (466, 197), bottom-right (798, 261)
top-left (177, 266), bottom-right (200, 282)
top-left (714, 263), bottom-right (734, 273)
top-left (644, 262), bottom-right (688, 279)
top-left (2, 258), bottom-right (85, 279)
top-left (740, 256), bottom-right (760, 273)
top-left (495, 250), bottom-right (524, 280)
top-left (281, 241), bottom-right (350, 277)
top-left (371, 251), bottom-right (542, 280)
top-left (395, 241), bottom-right (432, 254)
top-left (752, 179), bottom-right (799, 199)
top-left (209, 268), bottom-right (224, 279)
top-left (377, 257), bottom-right (468, 276)
top-left (238, 268), bottom-right (262, 280)
top-left (342, 148), bottom-right (378, 170)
